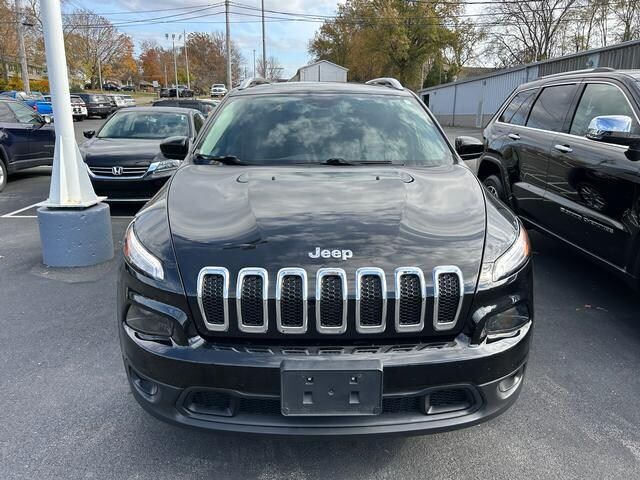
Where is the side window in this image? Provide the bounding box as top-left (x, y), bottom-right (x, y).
top-left (569, 83), bottom-right (639, 137)
top-left (526, 84), bottom-right (578, 132)
top-left (194, 113), bottom-right (204, 133)
top-left (7, 102), bottom-right (41, 124)
top-left (0, 103), bottom-right (16, 122)
top-left (499, 90), bottom-right (536, 125)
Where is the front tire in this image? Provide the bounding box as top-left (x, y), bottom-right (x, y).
top-left (483, 175), bottom-right (506, 202)
top-left (0, 159), bottom-right (7, 193)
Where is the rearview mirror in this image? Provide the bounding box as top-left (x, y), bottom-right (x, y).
top-left (455, 136), bottom-right (484, 160)
top-left (83, 130), bottom-right (95, 139)
top-left (586, 115), bottom-right (637, 145)
top-left (160, 136), bottom-right (190, 160)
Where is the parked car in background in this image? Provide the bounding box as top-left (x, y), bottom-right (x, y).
top-left (80, 106), bottom-right (206, 201)
top-left (210, 83), bottom-right (228, 97)
top-left (122, 85), bottom-right (136, 92)
top-left (151, 98), bottom-right (219, 116)
top-left (480, 68), bottom-right (640, 288)
top-left (0, 91), bottom-right (53, 117)
top-left (0, 97), bottom-right (55, 192)
top-left (159, 88), bottom-right (170, 98)
top-left (43, 94), bottom-right (88, 121)
top-left (73, 93), bottom-right (112, 118)
top-left (106, 94), bottom-right (128, 110)
top-left (103, 83), bottom-right (121, 91)
top-left (121, 94), bottom-right (137, 107)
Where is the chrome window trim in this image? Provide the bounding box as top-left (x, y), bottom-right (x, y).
top-left (355, 267), bottom-right (387, 334)
top-left (433, 265), bottom-right (464, 332)
top-left (495, 81), bottom-right (639, 150)
top-left (394, 267), bottom-right (426, 333)
top-left (236, 267), bottom-right (269, 333)
top-left (315, 268), bottom-right (348, 334)
top-left (275, 268), bottom-right (308, 334)
top-left (197, 266), bottom-right (230, 332)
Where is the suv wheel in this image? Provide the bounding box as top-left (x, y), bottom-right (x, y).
top-left (483, 175), bottom-right (506, 202)
top-left (0, 159), bottom-right (7, 193)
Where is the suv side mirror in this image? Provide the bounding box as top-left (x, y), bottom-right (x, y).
top-left (586, 115), bottom-right (637, 145)
top-left (455, 136), bottom-right (484, 160)
top-left (83, 130), bottom-right (95, 138)
top-left (160, 136), bottom-right (190, 160)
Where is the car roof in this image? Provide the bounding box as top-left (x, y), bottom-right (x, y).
top-left (116, 106), bottom-right (195, 114)
top-left (228, 81), bottom-right (413, 97)
top-left (516, 68), bottom-right (640, 90)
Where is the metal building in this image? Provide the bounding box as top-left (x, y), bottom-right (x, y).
top-left (418, 40), bottom-right (640, 128)
top-left (290, 60), bottom-right (348, 82)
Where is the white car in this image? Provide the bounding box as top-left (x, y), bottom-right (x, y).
top-left (107, 94), bottom-right (128, 109)
top-left (44, 94), bottom-right (88, 121)
top-left (121, 94), bottom-right (136, 107)
top-left (210, 83), bottom-right (228, 97)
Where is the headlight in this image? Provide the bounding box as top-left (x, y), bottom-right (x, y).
top-left (151, 159), bottom-right (181, 172)
top-left (123, 223), bottom-right (164, 280)
top-left (479, 224), bottom-right (531, 288)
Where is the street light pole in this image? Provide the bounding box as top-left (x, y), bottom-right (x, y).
top-left (15, 0), bottom-right (30, 93)
top-left (225, 0), bottom-right (232, 89)
top-left (183, 29), bottom-right (191, 90)
top-left (166, 33), bottom-right (180, 98)
top-left (37, 0), bottom-right (113, 267)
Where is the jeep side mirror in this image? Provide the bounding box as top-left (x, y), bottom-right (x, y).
top-left (160, 136), bottom-right (190, 160)
top-left (586, 115), bottom-right (638, 144)
top-left (83, 130), bottom-right (95, 138)
top-left (455, 136), bottom-right (484, 160)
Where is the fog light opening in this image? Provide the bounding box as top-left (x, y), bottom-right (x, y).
top-left (497, 368), bottom-right (524, 398)
top-left (126, 303), bottom-right (174, 338)
top-left (130, 368), bottom-right (158, 397)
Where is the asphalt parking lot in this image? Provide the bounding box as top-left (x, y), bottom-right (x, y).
top-left (0, 120), bottom-right (639, 479)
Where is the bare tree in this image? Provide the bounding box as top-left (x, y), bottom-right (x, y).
top-left (257, 56), bottom-right (283, 81)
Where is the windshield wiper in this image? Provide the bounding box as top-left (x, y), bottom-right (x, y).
top-left (194, 153), bottom-right (245, 165)
top-left (321, 158), bottom-right (398, 166)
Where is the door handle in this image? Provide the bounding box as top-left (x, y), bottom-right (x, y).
top-left (554, 144), bottom-right (573, 153)
top-left (508, 133), bottom-right (520, 140)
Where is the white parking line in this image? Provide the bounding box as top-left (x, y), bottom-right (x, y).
top-left (1, 202), bottom-right (42, 218)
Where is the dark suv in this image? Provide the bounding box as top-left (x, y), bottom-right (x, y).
top-left (480, 68), bottom-right (640, 287)
top-left (119, 78), bottom-right (533, 436)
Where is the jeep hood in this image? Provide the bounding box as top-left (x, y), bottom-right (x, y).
top-left (168, 164), bottom-right (486, 297)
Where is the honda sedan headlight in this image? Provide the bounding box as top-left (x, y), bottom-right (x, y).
top-left (479, 225), bottom-right (531, 288)
top-left (151, 159), bottom-right (181, 172)
top-left (123, 223), bottom-right (164, 280)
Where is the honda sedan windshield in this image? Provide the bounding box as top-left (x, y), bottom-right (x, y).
top-left (98, 111), bottom-right (189, 139)
top-left (198, 94), bottom-right (454, 166)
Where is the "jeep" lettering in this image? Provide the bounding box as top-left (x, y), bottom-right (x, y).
top-left (308, 247), bottom-right (353, 261)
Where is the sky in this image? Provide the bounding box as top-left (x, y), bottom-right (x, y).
top-left (63, 0), bottom-right (344, 78)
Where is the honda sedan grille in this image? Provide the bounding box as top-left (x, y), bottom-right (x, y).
top-left (197, 266), bottom-right (463, 335)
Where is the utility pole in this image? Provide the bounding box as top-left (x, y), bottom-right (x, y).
top-left (225, 0), bottom-right (232, 89)
top-left (97, 56), bottom-right (103, 91)
top-left (261, 0), bottom-right (266, 77)
top-left (38, 0), bottom-right (112, 267)
top-left (164, 63), bottom-right (168, 88)
top-left (183, 29), bottom-right (191, 90)
top-left (15, 0), bottom-right (30, 93)
top-left (166, 33), bottom-right (180, 98)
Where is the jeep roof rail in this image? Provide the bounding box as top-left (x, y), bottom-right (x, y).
top-left (541, 67), bottom-right (616, 79)
top-left (365, 77), bottom-right (404, 90)
top-left (238, 77), bottom-right (270, 90)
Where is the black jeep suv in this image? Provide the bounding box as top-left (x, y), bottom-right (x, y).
top-left (480, 68), bottom-right (640, 287)
top-left (118, 78), bottom-right (534, 436)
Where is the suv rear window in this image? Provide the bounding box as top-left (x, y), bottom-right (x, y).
top-left (526, 84), bottom-right (578, 132)
top-left (499, 90), bottom-right (536, 125)
top-left (198, 94), bottom-right (453, 166)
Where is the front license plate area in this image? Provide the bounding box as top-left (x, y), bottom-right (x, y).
top-left (281, 360), bottom-right (383, 416)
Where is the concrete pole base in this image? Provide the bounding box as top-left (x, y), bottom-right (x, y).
top-left (37, 203), bottom-right (114, 267)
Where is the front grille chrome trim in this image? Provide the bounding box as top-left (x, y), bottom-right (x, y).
top-left (275, 268), bottom-right (308, 334)
top-left (433, 266), bottom-right (464, 331)
top-left (236, 267), bottom-right (269, 333)
top-left (315, 268), bottom-right (348, 334)
top-left (355, 267), bottom-right (387, 334)
top-left (197, 267), bottom-right (230, 332)
top-left (394, 267), bottom-right (426, 333)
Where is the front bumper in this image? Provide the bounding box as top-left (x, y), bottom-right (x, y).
top-left (120, 318), bottom-right (531, 436)
top-left (89, 169), bottom-right (174, 201)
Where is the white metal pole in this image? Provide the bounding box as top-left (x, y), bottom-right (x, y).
top-left (40, 0), bottom-right (99, 207)
top-left (261, 0), bottom-right (266, 77)
top-left (225, 0), bottom-right (232, 89)
top-left (15, 0), bottom-right (30, 93)
top-left (173, 35), bottom-right (179, 98)
top-left (184, 30), bottom-right (191, 90)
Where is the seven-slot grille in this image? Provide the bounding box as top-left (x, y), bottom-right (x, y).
top-left (88, 165), bottom-right (149, 177)
top-left (197, 266), bottom-right (463, 335)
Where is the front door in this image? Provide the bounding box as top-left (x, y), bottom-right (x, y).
top-left (0, 102), bottom-right (33, 169)
top-left (545, 82), bottom-right (640, 269)
top-left (6, 101), bottom-right (55, 166)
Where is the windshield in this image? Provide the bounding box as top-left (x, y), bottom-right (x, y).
top-left (98, 111), bottom-right (189, 139)
top-left (29, 93), bottom-right (45, 101)
top-left (198, 94), bottom-right (453, 166)
top-left (71, 96), bottom-right (83, 104)
top-left (90, 95), bottom-right (107, 103)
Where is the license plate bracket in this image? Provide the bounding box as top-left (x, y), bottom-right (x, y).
top-left (281, 359), bottom-right (383, 416)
